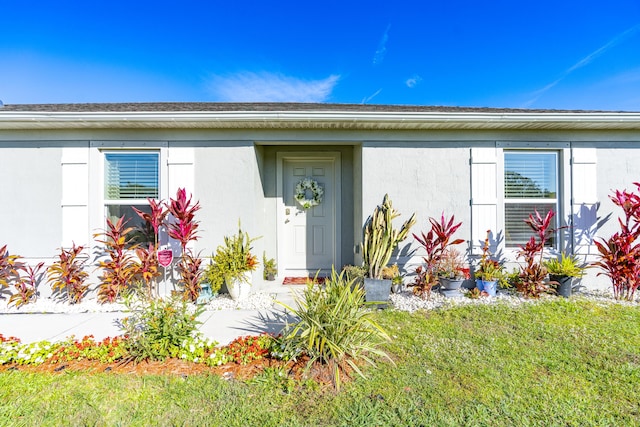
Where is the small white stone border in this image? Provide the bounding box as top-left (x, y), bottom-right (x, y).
top-left (0, 291), bottom-right (277, 314)
top-left (389, 288), bottom-right (639, 313)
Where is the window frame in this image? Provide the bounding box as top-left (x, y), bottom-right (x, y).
top-left (497, 144), bottom-right (570, 256)
top-left (98, 148), bottom-right (166, 241)
top-left (503, 150), bottom-right (559, 248)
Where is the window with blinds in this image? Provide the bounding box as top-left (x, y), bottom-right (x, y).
top-left (104, 152), bottom-right (159, 245)
top-left (105, 153), bottom-right (159, 200)
top-left (504, 152), bottom-right (558, 247)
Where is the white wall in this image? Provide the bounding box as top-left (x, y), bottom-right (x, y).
top-left (0, 143), bottom-right (63, 259)
top-left (360, 142), bottom-right (472, 276)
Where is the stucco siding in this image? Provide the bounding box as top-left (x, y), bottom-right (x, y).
top-left (194, 142), bottom-right (262, 262)
top-left (361, 142), bottom-right (472, 274)
top-left (0, 143), bottom-right (63, 259)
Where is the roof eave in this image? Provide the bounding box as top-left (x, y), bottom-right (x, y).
top-left (1, 110), bottom-right (640, 130)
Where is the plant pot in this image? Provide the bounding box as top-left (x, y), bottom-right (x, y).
top-left (196, 282), bottom-right (214, 304)
top-left (477, 279), bottom-right (497, 296)
top-left (265, 273), bottom-right (276, 281)
top-left (439, 277), bottom-right (464, 291)
top-left (550, 274), bottom-right (572, 298)
top-left (391, 283), bottom-right (403, 294)
top-left (227, 271), bottom-right (252, 301)
top-left (363, 278), bottom-right (391, 308)
top-left (439, 277), bottom-right (465, 298)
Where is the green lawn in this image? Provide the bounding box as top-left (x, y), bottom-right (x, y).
top-left (1, 299), bottom-right (639, 426)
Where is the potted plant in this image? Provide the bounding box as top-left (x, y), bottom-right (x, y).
top-left (210, 222), bottom-right (260, 301)
top-left (435, 248), bottom-right (470, 295)
top-left (410, 213), bottom-right (465, 298)
top-left (262, 253), bottom-right (277, 281)
top-left (361, 194), bottom-right (416, 307)
top-left (474, 230), bottom-right (503, 297)
top-left (342, 264), bottom-right (366, 290)
top-left (544, 253), bottom-right (585, 298)
top-left (382, 263), bottom-right (404, 293)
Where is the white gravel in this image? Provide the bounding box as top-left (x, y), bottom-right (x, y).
top-left (0, 287), bottom-right (635, 314)
top-left (389, 287), bottom-right (639, 312)
top-left (0, 291), bottom-right (276, 314)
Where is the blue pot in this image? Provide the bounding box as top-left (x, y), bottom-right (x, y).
top-left (476, 279), bottom-right (497, 296)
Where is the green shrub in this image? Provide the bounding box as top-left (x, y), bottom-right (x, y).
top-left (120, 293), bottom-right (204, 362)
top-left (279, 268), bottom-right (393, 391)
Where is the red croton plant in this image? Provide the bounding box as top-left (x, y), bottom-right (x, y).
top-left (410, 213), bottom-right (465, 298)
top-left (593, 183), bottom-right (640, 301)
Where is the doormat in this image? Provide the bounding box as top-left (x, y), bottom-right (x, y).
top-left (282, 277), bottom-right (326, 285)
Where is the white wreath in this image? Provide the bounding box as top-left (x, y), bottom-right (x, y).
top-left (294, 177), bottom-right (324, 209)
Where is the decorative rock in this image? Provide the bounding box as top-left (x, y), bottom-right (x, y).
top-left (0, 292), bottom-right (276, 314)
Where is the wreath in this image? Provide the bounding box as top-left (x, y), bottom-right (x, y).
top-left (294, 177), bottom-right (324, 209)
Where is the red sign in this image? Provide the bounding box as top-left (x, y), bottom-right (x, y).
top-left (157, 249), bottom-right (173, 267)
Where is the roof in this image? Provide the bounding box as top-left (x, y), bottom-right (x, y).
top-left (1, 102), bottom-right (640, 131)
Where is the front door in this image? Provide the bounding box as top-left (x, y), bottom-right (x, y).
top-left (278, 154), bottom-right (341, 276)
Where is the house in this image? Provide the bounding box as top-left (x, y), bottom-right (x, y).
top-left (1, 102), bottom-right (639, 292)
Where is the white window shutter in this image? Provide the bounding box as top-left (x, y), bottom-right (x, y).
top-left (470, 147), bottom-right (499, 254)
top-left (61, 146), bottom-right (90, 247)
top-left (168, 147), bottom-right (195, 196)
top-left (571, 148), bottom-right (597, 256)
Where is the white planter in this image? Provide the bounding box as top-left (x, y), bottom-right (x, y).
top-left (227, 271), bottom-right (252, 301)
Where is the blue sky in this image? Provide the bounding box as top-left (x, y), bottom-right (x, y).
top-left (2, 1), bottom-right (640, 110)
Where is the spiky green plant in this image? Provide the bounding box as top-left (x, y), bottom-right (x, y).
top-left (362, 194), bottom-right (416, 279)
top-left (545, 253), bottom-right (585, 278)
top-left (279, 268), bottom-right (393, 391)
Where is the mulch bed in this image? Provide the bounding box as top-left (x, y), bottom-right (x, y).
top-left (0, 356), bottom-right (346, 386)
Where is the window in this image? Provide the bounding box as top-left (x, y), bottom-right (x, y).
top-left (504, 151), bottom-right (558, 247)
top-left (104, 152), bottom-right (159, 244)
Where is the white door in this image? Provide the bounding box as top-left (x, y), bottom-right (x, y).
top-left (280, 155), bottom-right (340, 276)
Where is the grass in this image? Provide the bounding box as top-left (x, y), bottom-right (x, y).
top-left (1, 299), bottom-right (639, 426)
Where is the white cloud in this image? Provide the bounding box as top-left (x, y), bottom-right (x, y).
top-left (523, 23), bottom-right (640, 107)
top-left (405, 75), bottom-right (422, 88)
top-left (207, 72), bottom-right (340, 102)
top-left (373, 24), bottom-right (391, 66)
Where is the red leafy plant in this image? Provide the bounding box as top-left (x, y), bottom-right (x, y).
top-left (224, 334), bottom-right (275, 365)
top-left (410, 213), bottom-right (465, 298)
top-left (133, 244), bottom-right (161, 296)
top-left (593, 184), bottom-right (640, 300)
top-left (47, 243), bottom-right (89, 304)
top-left (0, 245), bottom-right (24, 290)
top-left (49, 335), bottom-right (128, 364)
top-left (94, 217), bottom-right (138, 303)
top-left (516, 209), bottom-right (555, 298)
top-left (8, 262), bottom-right (45, 308)
top-left (133, 198), bottom-right (168, 297)
top-left (167, 188), bottom-right (203, 302)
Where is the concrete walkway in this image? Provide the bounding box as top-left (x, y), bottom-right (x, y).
top-left (0, 280), bottom-right (302, 346)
